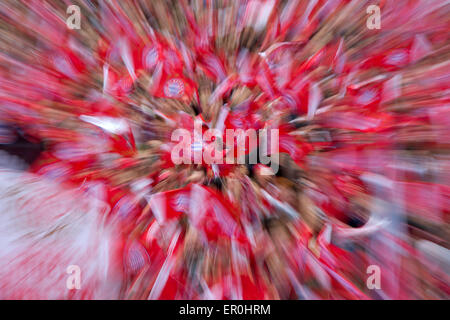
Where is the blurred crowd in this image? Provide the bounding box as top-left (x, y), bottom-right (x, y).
top-left (0, 0), bottom-right (449, 299)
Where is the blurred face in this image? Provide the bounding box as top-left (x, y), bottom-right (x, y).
top-left (254, 167), bottom-right (273, 187)
top-left (298, 193), bottom-right (324, 234)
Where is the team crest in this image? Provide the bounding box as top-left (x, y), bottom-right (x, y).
top-left (356, 89), bottom-right (377, 105)
top-left (164, 78), bottom-right (185, 98)
top-left (143, 46), bottom-right (159, 70)
top-left (172, 193), bottom-right (190, 212)
top-left (384, 50), bottom-right (408, 66)
top-left (126, 242), bottom-right (149, 273)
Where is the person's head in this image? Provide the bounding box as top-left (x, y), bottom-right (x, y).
top-left (254, 164), bottom-right (274, 187)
